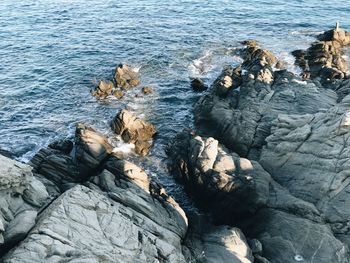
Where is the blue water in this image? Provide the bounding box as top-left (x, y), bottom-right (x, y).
top-left (0, 0), bottom-right (349, 207)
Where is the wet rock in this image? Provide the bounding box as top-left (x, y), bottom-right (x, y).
top-left (113, 89), bottom-right (124, 99)
top-left (142, 86), bottom-right (153, 94)
top-left (0, 154), bottom-right (50, 254)
top-left (191, 78), bottom-right (207, 92)
top-left (92, 80), bottom-right (114, 98)
top-left (114, 64), bottom-right (140, 89)
top-left (167, 132), bottom-right (349, 262)
top-left (111, 109), bottom-right (156, 156)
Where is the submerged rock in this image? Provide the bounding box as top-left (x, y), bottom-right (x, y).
top-left (111, 109), bottom-right (156, 156)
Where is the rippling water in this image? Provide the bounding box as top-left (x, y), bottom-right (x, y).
top-left (0, 0), bottom-right (349, 207)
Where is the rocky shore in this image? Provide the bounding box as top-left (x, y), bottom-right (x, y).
top-left (1, 24), bottom-right (350, 262)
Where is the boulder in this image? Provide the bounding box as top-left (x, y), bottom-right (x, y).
top-left (0, 155), bottom-right (50, 255)
top-left (142, 86), bottom-right (153, 94)
top-left (92, 80), bottom-right (114, 98)
top-left (114, 64), bottom-right (140, 89)
top-left (111, 110), bottom-right (156, 156)
top-left (191, 78), bottom-right (207, 92)
top-left (74, 123), bottom-right (113, 175)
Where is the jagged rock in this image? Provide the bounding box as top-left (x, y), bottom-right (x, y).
top-left (2, 152), bottom-right (189, 263)
top-left (30, 125), bottom-right (113, 191)
top-left (213, 66), bottom-right (242, 97)
top-left (75, 123), bottom-right (113, 174)
top-left (167, 132), bottom-right (349, 262)
top-left (114, 64), bottom-right (140, 89)
top-left (111, 109), bottom-right (156, 156)
top-left (92, 80), bottom-right (115, 98)
top-left (293, 23), bottom-right (350, 83)
top-left (0, 155), bottom-right (50, 254)
top-left (113, 89), bottom-right (124, 99)
top-left (191, 78), bottom-right (207, 92)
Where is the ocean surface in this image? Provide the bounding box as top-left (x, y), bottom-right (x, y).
top-left (1, 0), bottom-right (349, 208)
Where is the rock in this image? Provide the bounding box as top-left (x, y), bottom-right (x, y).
top-left (0, 154), bottom-right (50, 255)
top-left (2, 153), bottom-right (189, 262)
top-left (167, 132), bottom-right (349, 262)
top-left (191, 78), bottom-right (207, 92)
top-left (74, 123), bottom-right (113, 175)
top-left (114, 64), bottom-right (140, 89)
top-left (142, 86), bottom-right (153, 94)
top-left (213, 66), bottom-right (242, 97)
top-left (92, 80), bottom-right (114, 98)
top-left (111, 109), bottom-right (156, 156)
top-left (30, 125), bottom-right (113, 191)
top-left (184, 213), bottom-right (253, 263)
top-left (293, 23), bottom-right (350, 83)
top-left (0, 148), bottom-right (12, 159)
top-left (113, 89), bottom-right (124, 99)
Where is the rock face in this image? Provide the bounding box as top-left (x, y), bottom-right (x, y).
top-left (167, 131), bottom-right (349, 262)
top-left (2, 159), bottom-right (189, 263)
top-left (0, 155), bottom-right (50, 255)
top-left (111, 109), bottom-right (156, 156)
top-left (293, 23), bottom-right (350, 82)
top-left (114, 64), bottom-right (140, 89)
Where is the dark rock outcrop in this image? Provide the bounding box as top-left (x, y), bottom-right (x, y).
top-left (111, 109), bottom-right (156, 156)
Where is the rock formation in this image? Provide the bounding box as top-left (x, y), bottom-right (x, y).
top-left (114, 64), bottom-right (140, 89)
top-left (166, 26), bottom-right (350, 262)
top-left (292, 23), bottom-right (350, 83)
top-left (111, 109), bottom-right (157, 156)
